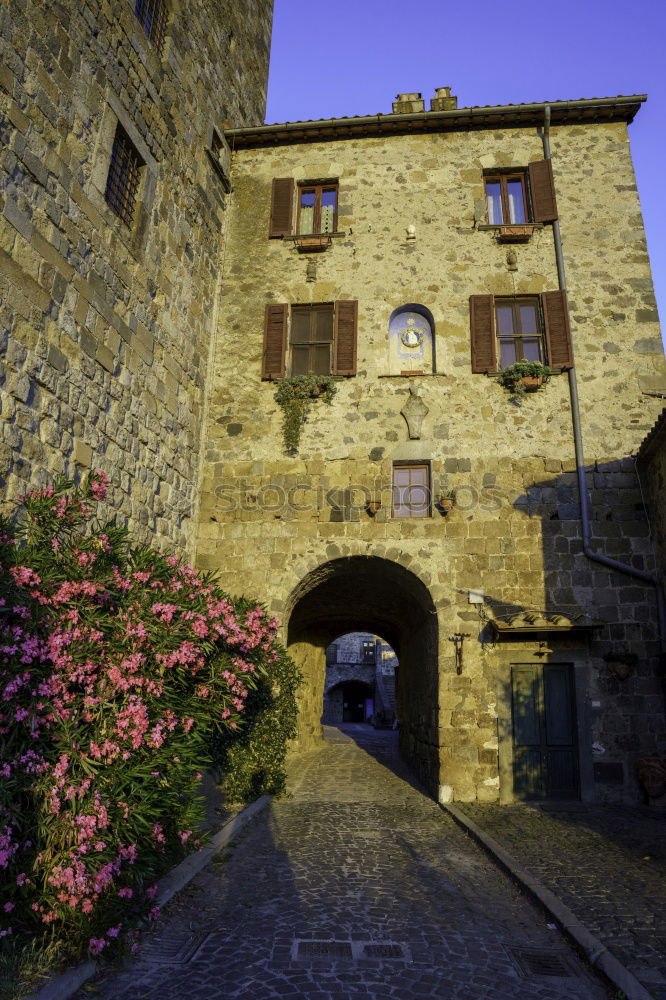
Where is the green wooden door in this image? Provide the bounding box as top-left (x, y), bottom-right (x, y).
top-left (511, 664), bottom-right (578, 800)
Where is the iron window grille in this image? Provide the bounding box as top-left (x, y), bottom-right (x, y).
top-left (104, 125), bottom-right (143, 228)
top-left (135, 0), bottom-right (167, 56)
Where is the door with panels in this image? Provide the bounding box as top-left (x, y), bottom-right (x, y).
top-left (511, 663), bottom-right (579, 799)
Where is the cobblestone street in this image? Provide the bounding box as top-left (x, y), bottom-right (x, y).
top-left (77, 726), bottom-right (609, 1000)
top-left (460, 801), bottom-right (666, 999)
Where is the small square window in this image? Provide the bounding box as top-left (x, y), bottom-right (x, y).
top-left (484, 172), bottom-right (530, 225)
top-left (392, 463), bottom-right (431, 519)
top-left (135, 0), bottom-right (167, 56)
top-left (297, 183), bottom-right (338, 235)
top-left (495, 297), bottom-right (544, 368)
top-left (104, 124), bottom-right (143, 227)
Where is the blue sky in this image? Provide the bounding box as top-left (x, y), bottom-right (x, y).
top-left (266, 0), bottom-right (665, 342)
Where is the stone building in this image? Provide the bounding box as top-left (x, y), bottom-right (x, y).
top-left (322, 632), bottom-right (397, 725)
top-left (0, 0), bottom-right (273, 552)
top-left (638, 409), bottom-right (666, 586)
top-left (196, 90), bottom-right (666, 804)
top-left (2, 6), bottom-right (666, 806)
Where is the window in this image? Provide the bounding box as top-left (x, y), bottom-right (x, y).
top-left (135, 0), bottom-right (167, 55)
top-left (262, 301), bottom-right (358, 379)
top-left (495, 297), bottom-right (543, 368)
top-left (361, 640), bottom-right (375, 664)
top-left (104, 124), bottom-right (143, 227)
top-left (392, 463), bottom-right (431, 519)
top-left (290, 304), bottom-right (334, 375)
top-left (484, 172), bottom-right (529, 225)
top-left (297, 183), bottom-right (338, 235)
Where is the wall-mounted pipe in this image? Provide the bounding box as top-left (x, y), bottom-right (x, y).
top-left (541, 104), bottom-right (666, 660)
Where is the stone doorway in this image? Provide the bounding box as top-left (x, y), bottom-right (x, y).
top-left (286, 556), bottom-right (440, 795)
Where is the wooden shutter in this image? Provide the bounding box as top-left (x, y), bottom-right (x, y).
top-left (528, 160), bottom-right (558, 223)
top-left (469, 295), bottom-right (497, 373)
top-left (262, 303), bottom-right (288, 379)
top-left (269, 178), bottom-right (294, 237)
top-left (542, 290), bottom-right (574, 369)
top-left (332, 300), bottom-right (358, 376)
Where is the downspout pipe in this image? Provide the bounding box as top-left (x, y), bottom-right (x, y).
top-left (541, 105), bottom-right (666, 659)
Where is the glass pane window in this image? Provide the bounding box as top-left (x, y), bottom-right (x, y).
top-left (495, 298), bottom-right (544, 367)
top-left (297, 183), bottom-right (338, 234)
top-left (392, 464), bottom-right (430, 519)
top-left (290, 304), bottom-right (334, 375)
top-left (484, 172), bottom-right (530, 224)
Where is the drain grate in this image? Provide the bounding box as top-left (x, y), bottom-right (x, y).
top-left (508, 947), bottom-right (576, 978)
top-left (296, 941), bottom-right (353, 960)
top-left (141, 933), bottom-right (210, 965)
top-left (292, 939), bottom-right (411, 963)
top-left (362, 943), bottom-right (405, 959)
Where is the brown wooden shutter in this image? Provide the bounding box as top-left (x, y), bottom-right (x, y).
top-left (528, 160), bottom-right (558, 223)
top-left (269, 178), bottom-right (294, 237)
top-left (469, 295), bottom-right (497, 373)
top-left (542, 290), bottom-right (574, 369)
top-left (332, 300), bottom-right (358, 376)
top-left (262, 303), bottom-right (288, 379)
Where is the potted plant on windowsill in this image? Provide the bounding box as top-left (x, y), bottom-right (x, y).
top-left (274, 373), bottom-right (337, 452)
top-left (497, 360), bottom-right (553, 399)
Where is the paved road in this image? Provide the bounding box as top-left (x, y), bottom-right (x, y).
top-left (79, 726), bottom-right (608, 1000)
top-left (462, 801), bottom-right (666, 999)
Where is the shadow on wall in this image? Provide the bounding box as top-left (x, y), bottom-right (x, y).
top-left (286, 556), bottom-right (439, 796)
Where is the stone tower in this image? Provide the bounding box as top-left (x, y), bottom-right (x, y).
top-left (0, 0), bottom-right (274, 551)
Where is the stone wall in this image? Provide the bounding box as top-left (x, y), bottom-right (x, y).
top-left (0, 0), bottom-right (273, 552)
top-left (638, 410), bottom-right (666, 578)
top-left (196, 117), bottom-right (666, 802)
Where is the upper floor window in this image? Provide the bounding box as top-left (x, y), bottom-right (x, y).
top-left (291, 304), bottom-right (334, 375)
top-left (135, 0), bottom-right (167, 55)
top-left (361, 640), bottom-right (375, 664)
top-left (484, 172), bottom-right (529, 225)
top-left (392, 463), bottom-right (431, 519)
top-left (298, 184), bottom-right (338, 235)
top-left (495, 297), bottom-right (542, 368)
top-left (262, 301), bottom-right (358, 379)
top-left (104, 124), bottom-right (143, 227)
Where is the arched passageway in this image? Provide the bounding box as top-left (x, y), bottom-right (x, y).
top-left (287, 556), bottom-right (439, 794)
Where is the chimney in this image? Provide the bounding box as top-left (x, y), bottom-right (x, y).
top-left (430, 86), bottom-right (458, 112)
top-left (392, 92), bottom-right (425, 114)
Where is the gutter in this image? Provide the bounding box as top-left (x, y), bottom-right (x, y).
top-left (226, 95), bottom-right (646, 148)
top-left (541, 105), bottom-right (666, 663)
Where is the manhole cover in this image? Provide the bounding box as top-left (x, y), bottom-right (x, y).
top-left (141, 933), bottom-right (210, 965)
top-left (507, 947), bottom-right (577, 978)
top-left (296, 941), bottom-right (353, 960)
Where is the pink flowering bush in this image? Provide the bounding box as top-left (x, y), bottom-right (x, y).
top-left (0, 473), bottom-right (297, 980)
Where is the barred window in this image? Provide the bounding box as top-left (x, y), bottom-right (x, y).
top-left (104, 125), bottom-right (143, 228)
top-left (135, 0), bottom-right (167, 55)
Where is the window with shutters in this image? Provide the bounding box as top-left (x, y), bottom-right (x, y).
top-left (392, 463), bottom-right (431, 519)
top-left (262, 300), bottom-right (358, 379)
top-left (469, 291), bottom-right (574, 374)
top-left (483, 161), bottom-right (558, 226)
top-left (297, 183), bottom-right (338, 235)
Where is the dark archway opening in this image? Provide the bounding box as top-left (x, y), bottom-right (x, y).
top-left (287, 556), bottom-right (439, 795)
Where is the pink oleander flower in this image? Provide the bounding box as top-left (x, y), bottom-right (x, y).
top-left (88, 937), bottom-right (107, 956)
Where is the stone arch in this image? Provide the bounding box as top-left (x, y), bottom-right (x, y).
top-left (388, 303), bottom-right (436, 374)
top-left (287, 555), bottom-right (440, 794)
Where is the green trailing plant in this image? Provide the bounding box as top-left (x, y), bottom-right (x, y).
top-left (274, 374), bottom-right (337, 452)
top-left (497, 359), bottom-right (553, 399)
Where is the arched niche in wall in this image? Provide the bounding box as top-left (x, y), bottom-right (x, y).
top-left (388, 304), bottom-right (435, 375)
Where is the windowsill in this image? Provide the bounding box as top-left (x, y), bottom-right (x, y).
top-left (477, 222), bottom-right (544, 240)
top-left (206, 149), bottom-right (232, 192)
top-left (377, 372), bottom-right (447, 378)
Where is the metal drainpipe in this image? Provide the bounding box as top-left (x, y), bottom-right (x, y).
top-left (541, 104), bottom-right (666, 659)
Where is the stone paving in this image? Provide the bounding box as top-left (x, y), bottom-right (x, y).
top-left (76, 726), bottom-right (609, 1000)
top-left (461, 801), bottom-right (666, 999)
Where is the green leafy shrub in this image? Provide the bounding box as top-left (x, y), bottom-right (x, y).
top-left (274, 374), bottom-right (337, 452)
top-left (0, 473), bottom-right (297, 986)
top-left (497, 359), bottom-right (553, 398)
